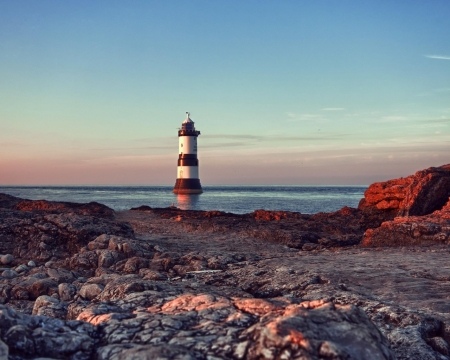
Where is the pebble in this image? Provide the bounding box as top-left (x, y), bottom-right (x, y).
top-left (28, 261), bottom-right (36, 267)
top-left (0, 254), bottom-right (14, 265)
top-left (2, 269), bottom-right (18, 278)
top-left (15, 264), bottom-right (29, 273)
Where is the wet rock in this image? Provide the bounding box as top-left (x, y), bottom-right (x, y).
top-left (1, 254), bottom-right (14, 265)
top-left (79, 283), bottom-right (104, 300)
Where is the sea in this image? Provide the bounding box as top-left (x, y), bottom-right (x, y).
top-left (0, 186), bottom-right (367, 214)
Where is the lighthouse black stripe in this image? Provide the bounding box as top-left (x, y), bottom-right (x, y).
top-left (178, 154), bottom-right (197, 159)
top-left (178, 159), bottom-right (198, 166)
top-left (174, 178), bottom-right (202, 190)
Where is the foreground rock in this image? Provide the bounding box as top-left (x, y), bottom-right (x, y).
top-left (0, 194), bottom-right (134, 263)
top-left (359, 164), bottom-right (450, 216)
top-left (0, 295), bottom-right (394, 360)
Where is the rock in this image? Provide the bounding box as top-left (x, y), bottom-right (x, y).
top-left (427, 337), bottom-right (450, 356)
top-left (32, 295), bottom-right (67, 319)
top-left (242, 302), bottom-right (395, 359)
top-left (29, 278), bottom-right (58, 299)
top-left (97, 250), bottom-right (122, 268)
top-left (359, 164), bottom-right (450, 216)
top-left (362, 200), bottom-right (450, 247)
top-left (0, 339), bottom-right (8, 359)
top-left (1, 254), bottom-right (14, 265)
top-left (0, 304), bottom-right (95, 359)
top-left (123, 257), bottom-right (149, 273)
top-left (302, 242), bottom-right (319, 251)
top-left (28, 260), bottom-right (36, 267)
top-left (69, 251), bottom-right (99, 271)
top-left (44, 261), bottom-right (55, 268)
top-left (96, 344), bottom-right (197, 360)
top-left (58, 283), bottom-right (77, 301)
top-left (4, 324), bottom-right (35, 355)
top-left (15, 264), bottom-right (29, 273)
top-left (2, 269), bottom-right (18, 278)
top-left (139, 268), bottom-right (167, 281)
top-left (79, 283), bottom-right (104, 300)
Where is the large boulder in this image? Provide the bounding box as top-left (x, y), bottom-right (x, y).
top-left (359, 164), bottom-right (450, 216)
top-left (362, 199), bottom-right (450, 247)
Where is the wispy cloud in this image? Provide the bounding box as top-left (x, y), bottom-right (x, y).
top-left (425, 55), bottom-right (450, 60)
top-left (322, 108), bottom-right (345, 111)
top-left (380, 116), bottom-right (407, 122)
top-left (286, 112), bottom-right (324, 121)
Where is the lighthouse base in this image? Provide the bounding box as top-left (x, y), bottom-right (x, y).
top-left (173, 178), bottom-right (203, 194)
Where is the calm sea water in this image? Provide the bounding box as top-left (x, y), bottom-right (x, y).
top-left (0, 186), bottom-right (367, 214)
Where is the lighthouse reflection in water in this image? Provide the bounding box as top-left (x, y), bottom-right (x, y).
top-left (176, 194), bottom-right (200, 210)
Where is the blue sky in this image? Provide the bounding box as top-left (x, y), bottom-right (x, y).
top-left (0, 1), bottom-right (449, 185)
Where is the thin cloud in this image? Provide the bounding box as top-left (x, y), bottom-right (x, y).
top-left (322, 108), bottom-right (345, 111)
top-left (417, 118), bottom-right (450, 124)
top-left (286, 112), bottom-right (324, 121)
top-left (380, 116), bottom-right (407, 122)
top-left (425, 55), bottom-right (450, 60)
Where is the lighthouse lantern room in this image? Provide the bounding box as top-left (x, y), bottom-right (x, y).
top-left (173, 112), bottom-right (203, 194)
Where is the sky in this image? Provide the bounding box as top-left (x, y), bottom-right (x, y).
top-left (0, 1), bottom-right (449, 185)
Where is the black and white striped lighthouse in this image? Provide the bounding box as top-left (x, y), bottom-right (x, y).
top-left (173, 112), bottom-right (203, 194)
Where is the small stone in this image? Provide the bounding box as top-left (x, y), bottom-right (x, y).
top-left (1, 254), bottom-right (14, 265)
top-left (15, 264), bottom-right (29, 273)
top-left (27, 261), bottom-right (36, 267)
top-left (154, 245), bottom-right (168, 253)
top-left (2, 269), bottom-right (18, 278)
top-left (45, 261), bottom-right (55, 268)
top-left (79, 283), bottom-right (104, 300)
top-left (427, 337), bottom-right (450, 356)
top-left (58, 283), bottom-right (77, 301)
top-left (302, 243), bottom-right (319, 251)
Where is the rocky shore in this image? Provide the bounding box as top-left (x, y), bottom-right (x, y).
top-left (0, 164), bottom-right (449, 359)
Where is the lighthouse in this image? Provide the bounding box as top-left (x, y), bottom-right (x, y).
top-left (173, 112), bottom-right (203, 194)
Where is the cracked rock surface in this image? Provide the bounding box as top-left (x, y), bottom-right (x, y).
top-left (2, 162), bottom-right (450, 360)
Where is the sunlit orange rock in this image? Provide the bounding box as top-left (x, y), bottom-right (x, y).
top-left (359, 164), bottom-right (450, 216)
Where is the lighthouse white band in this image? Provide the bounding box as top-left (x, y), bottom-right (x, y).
top-left (179, 136), bottom-right (197, 154)
top-left (177, 166), bottom-right (199, 179)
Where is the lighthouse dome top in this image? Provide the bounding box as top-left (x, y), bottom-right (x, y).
top-left (182, 112), bottom-right (194, 124)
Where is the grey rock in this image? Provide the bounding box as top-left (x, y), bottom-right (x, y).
top-left (15, 264), bottom-right (29, 273)
top-left (0, 339), bottom-right (8, 359)
top-left (58, 283), bottom-right (77, 301)
top-left (32, 295), bottom-right (67, 319)
top-left (28, 260), bottom-right (36, 267)
top-left (2, 269), bottom-right (18, 278)
top-left (1, 254), bottom-right (14, 265)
